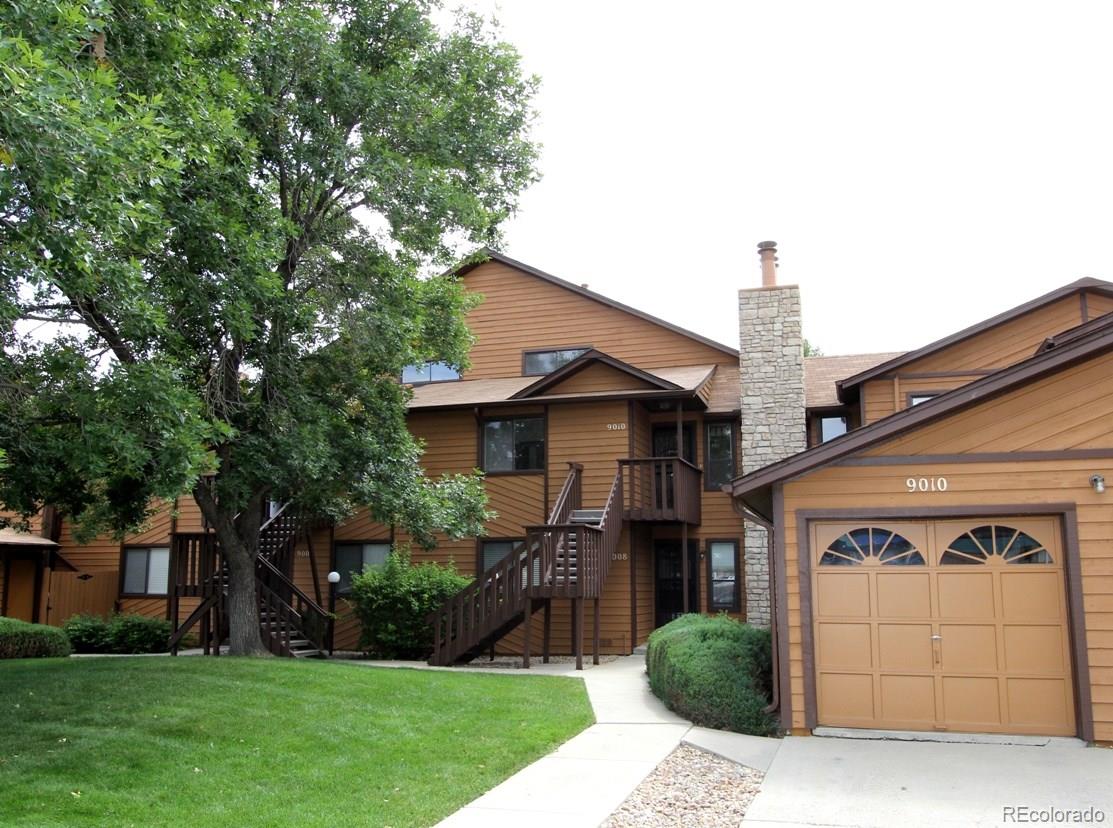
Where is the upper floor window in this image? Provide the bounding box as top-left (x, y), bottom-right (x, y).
top-left (122, 546), bottom-right (170, 596)
top-left (483, 416), bottom-right (544, 472)
top-left (704, 421), bottom-right (736, 490)
top-left (334, 542), bottom-right (391, 594)
top-left (522, 347), bottom-right (590, 375)
top-left (909, 393), bottom-right (938, 406)
top-left (402, 361), bottom-right (460, 384)
top-left (820, 415), bottom-right (848, 442)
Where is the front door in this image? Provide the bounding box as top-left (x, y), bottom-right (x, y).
top-left (654, 540), bottom-right (699, 627)
top-left (5, 557), bottom-right (38, 622)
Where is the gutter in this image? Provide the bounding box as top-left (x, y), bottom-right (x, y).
top-left (731, 496), bottom-right (779, 717)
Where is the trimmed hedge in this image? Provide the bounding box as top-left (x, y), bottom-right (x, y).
top-left (349, 548), bottom-right (471, 659)
top-left (0, 616), bottom-right (72, 659)
top-left (61, 613), bottom-right (171, 654)
top-left (646, 613), bottom-right (777, 736)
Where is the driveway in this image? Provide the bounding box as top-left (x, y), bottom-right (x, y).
top-left (742, 735), bottom-right (1113, 827)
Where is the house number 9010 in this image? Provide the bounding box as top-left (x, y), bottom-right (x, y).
top-left (907, 477), bottom-right (948, 492)
top-left (606, 423), bottom-right (627, 431)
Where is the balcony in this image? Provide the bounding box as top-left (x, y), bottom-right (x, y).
top-left (618, 457), bottom-right (702, 525)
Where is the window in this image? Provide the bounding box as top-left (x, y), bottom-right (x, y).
top-left (707, 540), bottom-right (740, 611)
top-left (704, 421), bottom-right (736, 489)
top-left (401, 361), bottom-right (460, 384)
top-left (909, 393), bottom-right (938, 406)
top-left (819, 528), bottom-right (924, 566)
top-left (483, 417), bottom-right (544, 472)
top-left (652, 423), bottom-right (696, 464)
top-left (940, 525), bottom-right (1052, 565)
top-left (820, 416), bottom-right (848, 442)
top-left (480, 539), bottom-right (524, 573)
top-left (122, 547), bottom-right (170, 596)
top-left (334, 542), bottom-right (391, 594)
top-left (522, 348), bottom-right (590, 375)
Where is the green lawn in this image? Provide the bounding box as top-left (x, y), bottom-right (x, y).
top-left (0, 657), bottom-right (594, 827)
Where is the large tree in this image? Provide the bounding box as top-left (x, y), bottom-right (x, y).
top-left (0, 0), bottom-right (539, 653)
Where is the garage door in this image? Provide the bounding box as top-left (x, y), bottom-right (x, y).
top-left (811, 518), bottom-right (1075, 736)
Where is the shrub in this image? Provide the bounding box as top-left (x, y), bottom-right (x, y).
top-left (646, 613), bottom-right (777, 736)
top-left (349, 548), bottom-right (471, 659)
top-left (62, 614), bottom-right (112, 653)
top-left (106, 614), bottom-right (172, 654)
top-left (62, 613), bottom-right (171, 654)
top-left (0, 616), bottom-right (72, 659)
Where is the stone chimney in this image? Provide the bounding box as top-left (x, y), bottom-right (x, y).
top-left (739, 241), bottom-right (807, 626)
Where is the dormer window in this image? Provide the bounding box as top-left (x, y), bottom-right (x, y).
top-left (401, 361), bottom-right (461, 384)
top-left (522, 347), bottom-right (590, 376)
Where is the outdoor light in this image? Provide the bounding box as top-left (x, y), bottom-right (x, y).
top-left (1090, 474), bottom-right (1105, 494)
top-left (327, 571), bottom-right (341, 584)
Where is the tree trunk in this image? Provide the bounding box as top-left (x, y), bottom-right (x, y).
top-left (224, 541), bottom-right (269, 656)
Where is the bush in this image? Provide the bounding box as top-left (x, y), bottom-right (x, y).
top-left (107, 614), bottom-right (172, 654)
top-left (349, 548), bottom-right (471, 659)
top-left (62, 614), bottom-right (112, 653)
top-left (62, 613), bottom-right (171, 654)
top-left (0, 616), bottom-right (72, 659)
top-left (646, 613), bottom-right (777, 736)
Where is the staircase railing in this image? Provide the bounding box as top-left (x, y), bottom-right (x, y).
top-left (427, 463), bottom-right (584, 666)
top-left (619, 457), bottom-right (701, 524)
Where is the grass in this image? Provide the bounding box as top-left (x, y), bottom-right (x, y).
top-left (0, 657), bottom-right (594, 827)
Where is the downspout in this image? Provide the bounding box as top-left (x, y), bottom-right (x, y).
top-left (732, 496), bottom-right (779, 716)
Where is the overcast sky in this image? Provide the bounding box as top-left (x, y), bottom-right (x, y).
top-left (456, 1), bottom-right (1113, 356)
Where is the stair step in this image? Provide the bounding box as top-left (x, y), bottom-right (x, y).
top-left (570, 509), bottom-right (603, 525)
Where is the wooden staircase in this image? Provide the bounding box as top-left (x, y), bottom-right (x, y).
top-left (427, 463), bottom-right (625, 669)
top-left (168, 504), bottom-right (330, 657)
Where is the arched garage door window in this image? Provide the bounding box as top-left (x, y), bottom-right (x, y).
top-left (819, 527), bottom-right (925, 566)
top-left (941, 524), bottom-right (1053, 565)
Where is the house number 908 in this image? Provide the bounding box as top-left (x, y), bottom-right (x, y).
top-left (907, 477), bottom-right (948, 493)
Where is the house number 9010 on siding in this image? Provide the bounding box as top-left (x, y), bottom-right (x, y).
top-left (907, 477), bottom-right (948, 492)
top-left (606, 423), bottom-right (627, 431)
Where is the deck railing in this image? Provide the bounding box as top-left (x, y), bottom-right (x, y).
top-left (619, 457), bottom-right (701, 524)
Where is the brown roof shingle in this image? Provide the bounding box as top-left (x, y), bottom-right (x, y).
top-left (804, 352), bottom-right (904, 408)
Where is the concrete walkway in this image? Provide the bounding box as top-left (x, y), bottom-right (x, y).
top-left (743, 734), bottom-right (1113, 828)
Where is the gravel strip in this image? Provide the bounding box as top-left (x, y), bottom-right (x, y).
top-left (456, 654), bottom-right (619, 669)
top-left (603, 744), bottom-right (764, 828)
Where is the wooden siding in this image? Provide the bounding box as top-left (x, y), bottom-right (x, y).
top-left (543, 362), bottom-right (657, 395)
top-left (862, 373), bottom-right (986, 425)
top-left (548, 401), bottom-right (629, 510)
top-left (865, 350), bottom-right (1113, 456)
top-left (1085, 291), bottom-right (1113, 320)
top-left (462, 261), bottom-right (735, 378)
top-left (781, 458), bottom-right (1113, 741)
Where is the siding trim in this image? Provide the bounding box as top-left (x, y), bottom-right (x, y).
top-left (837, 448), bottom-right (1113, 467)
top-left (793, 503), bottom-right (1094, 741)
top-left (773, 484), bottom-right (792, 733)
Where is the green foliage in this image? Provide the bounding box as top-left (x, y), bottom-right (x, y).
top-left (62, 612), bottom-right (171, 653)
top-left (0, 616), bottom-right (72, 658)
top-left (349, 548), bottom-right (471, 658)
top-left (60, 613), bottom-right (112, 653)
top-left (646, 614), bottom-right (777, 736)
top-left (0, 0), bottom-right (536, 548)
top-left (803, 339), bottom-right (824, 357)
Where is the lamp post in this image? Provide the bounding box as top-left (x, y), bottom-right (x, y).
top-left (327, 570), bottom-right (340, 656)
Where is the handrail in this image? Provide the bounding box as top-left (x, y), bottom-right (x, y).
top-left (547, 462), bottom-right (583, 523)
top-left (617, 457), bottom-right (701, 524)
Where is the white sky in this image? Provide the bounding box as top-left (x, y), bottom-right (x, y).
top-left (458, 1), bottom-right (1113, 355)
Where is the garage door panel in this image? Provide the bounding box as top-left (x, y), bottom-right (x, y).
top-left (878, 624), bottom-right (933, 671)
top-left (940, 624), bottom-right (998, 673)
top-left (876, 572), bottom-right (930, 617)
top-left (815, 572), bottom-right (871, 617)
top-left (941, 676), bottom-right (1002, 729)
top-left (879, 675), bottom-right (936, 725)
top-left (937, 572), bottom-right (995, 618)
top-left (1001, 572), bottom-right (1062, 619)
top-left (817, 623), bottom-right (872, 670)
top-left (1007, 678), bottom-right (1071, 731)
top-left (813, 518), bottom-right (1075, 737)
top-left (818, 672), bottom-right (875, 723)
top-left (1003, 625), bottom-right (1066, 674)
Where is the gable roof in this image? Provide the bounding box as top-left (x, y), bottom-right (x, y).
top-left (511, 349), bottom-right (680, 399)
top-left (835, 278), bottom-right (1113, 399)
top-left (731, 312), bottom-right (1113, 517)
top-left (805, 352), bottom-right (905, 408)
top-left (453, 249), bottom-right (739, 359)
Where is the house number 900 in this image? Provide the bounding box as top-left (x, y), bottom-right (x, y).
top-left (907, 477), bottom-right (948, 493)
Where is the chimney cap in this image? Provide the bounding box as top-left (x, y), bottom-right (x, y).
top-left (757, 240), bottom-right (778, 251)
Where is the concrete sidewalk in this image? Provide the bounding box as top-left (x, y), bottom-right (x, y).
top-left (435, 654), bottom-right (692, 827)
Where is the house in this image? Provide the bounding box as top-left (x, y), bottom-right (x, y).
top-left (731, 273), bottom-right (1113, 743)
